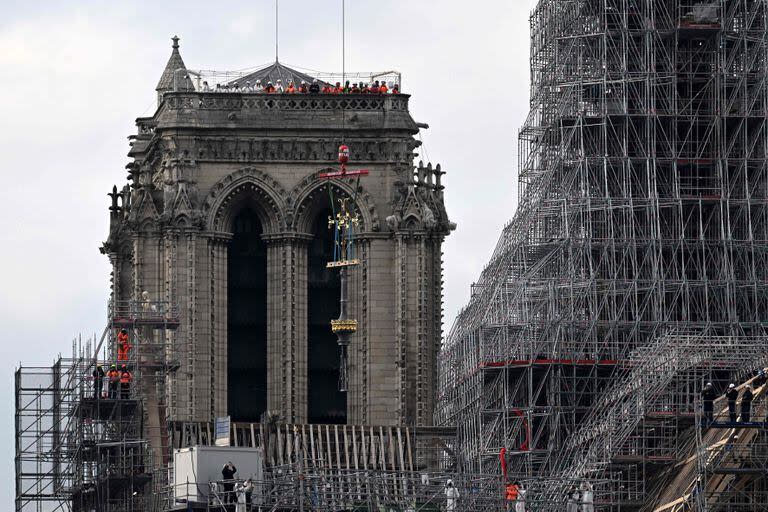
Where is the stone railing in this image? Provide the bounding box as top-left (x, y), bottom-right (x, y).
top-left (163, 92), bottom-right (409, 112)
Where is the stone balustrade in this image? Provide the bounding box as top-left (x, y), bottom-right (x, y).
top-left (162, 92), bottom-right (410, 112)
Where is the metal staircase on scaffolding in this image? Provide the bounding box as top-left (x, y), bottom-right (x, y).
top-left (648, 372), bottom-right (768, 512)
top-left (527, 333), bottom-right (768, 510)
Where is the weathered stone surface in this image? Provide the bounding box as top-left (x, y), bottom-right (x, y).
top-left (105, 46), bottom-right (453, 426)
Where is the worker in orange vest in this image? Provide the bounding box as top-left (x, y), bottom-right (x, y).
top-left (505, 480), bottom-right (519, 511)
top-left (117, 329), bottom-right (132, 362)
top-left (119, 365), bottom-right (133, 399)
top-left (379, 81), bottom-right (389, 94)
top-left (106, 364), bottom-right (120, 399)
top-left (286, 81), bottom-right (297, 93)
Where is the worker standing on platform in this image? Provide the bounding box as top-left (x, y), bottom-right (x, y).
top-left (117, 329), bottom-right (132, 363)
top-left (566, 485), bottom-right (579, 512)
top-left (701, 382), bottom-right (716, 425)
top-left (119, 365), bottom-right (132, 399)
top-left (754, 369), bottom-right (767, 389)
top-left (516, 483), bottom-right (527, 512)
top-left (444, 479), bottom-right (460, 512)
top-left (579, 481), bottom-right (594, 512)
top-left (141, 290), bottom-right (153, 312)
top-left (243, 478), bottom-right (254, 510)
top-left (92, 364), bottom-right (104, 399)
top-left (222, 461), bottom-right (237, 504)
top-left (107, 364), bottom-right (120, 399)
top-left (726, 383), bottom-right (739, 422)
top-left (741, 385), bottom-right (754, 422)
top-left (505, 480), bottom-right (519, 511)
top-left (234, 480), bottom-right (247, 512)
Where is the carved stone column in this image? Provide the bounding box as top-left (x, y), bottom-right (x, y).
top-left (393, 230), bottom-right (441, 426)
top-left (208, 232), bottom-right (231, 419)
top-left (394, 233), bottom-right (410, 425)
top-left (132, 229), bottom-right (165, 301)
top-left (163, 228), bottom-right (204, 421)
top-left (385, 161), bottom-right (454, 427)
top-left (365, 236), bottom-right (399, 426)
top-left (264, 233), bottom-right (311, 423)
top-left (347, 236), bottom-right (376, 425)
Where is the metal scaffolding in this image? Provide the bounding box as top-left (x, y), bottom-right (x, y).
top-left (15, 300), bottom-right (180, 512)
top-left (649, 372), bottom-right (768, 512)
top-left (437, 0), bottom-right (768, 510)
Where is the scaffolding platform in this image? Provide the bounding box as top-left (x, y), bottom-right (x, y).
top-left (437, 1), bottom-right (768, 509)
top-left (705, 421), bottom-right (768, 429)
top-left (15, 300), bottom-right (180, 512)
top-left (109, 300), bottom-right (181, 329)
top-left (76, 397), bottom-right (139, 420)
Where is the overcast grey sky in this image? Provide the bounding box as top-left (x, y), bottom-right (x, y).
top-left (0, 0), bottom-right (537, 504)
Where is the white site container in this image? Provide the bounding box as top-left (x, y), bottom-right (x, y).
top-left (173, 445), bottom-right (264, 504)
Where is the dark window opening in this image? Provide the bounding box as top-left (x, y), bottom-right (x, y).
top-left (308, 207), bottom-right (346, 424)
top-left (227, 208), bottom-right (268, 422)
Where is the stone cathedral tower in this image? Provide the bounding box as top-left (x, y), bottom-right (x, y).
top-left (102, 37), bottom-right (453, 427)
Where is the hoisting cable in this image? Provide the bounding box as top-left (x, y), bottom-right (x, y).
top-left (330, 0), bottom-right (347, 265)
top-left (341, 0), bottom-right (346, 142)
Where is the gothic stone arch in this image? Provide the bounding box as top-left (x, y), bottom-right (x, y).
top-left (288, 174), bottom-right (380, 234)
top-left (200, 167), bottom-right (289, 420)
top-left (203, 167), bottom-right (288, 234)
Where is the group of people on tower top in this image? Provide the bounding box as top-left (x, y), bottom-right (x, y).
top-left (200, 78), bottom-right (399, 95)
top-left (700, 369), bottom-right (766, 425)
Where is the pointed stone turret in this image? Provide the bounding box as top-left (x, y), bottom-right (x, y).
top-left (155, 35), bottom-right (194, 104)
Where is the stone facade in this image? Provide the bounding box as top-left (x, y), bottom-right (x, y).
top-left (102, 39), bottom-right (454, 427)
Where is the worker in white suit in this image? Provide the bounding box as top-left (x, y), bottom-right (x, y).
top-left (445, 479), bottom-right (460, 511)
top-left (580, 481), bottom-right (594, 512)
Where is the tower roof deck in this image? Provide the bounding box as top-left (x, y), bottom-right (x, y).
top-left (139, 62), bottom-right (415, 136)
top-left (144, 38), bottom-right (411, 134)
top-left (137, 90), bottom-right (416, 138)
top-left (184, 61), bottom-right (402, 92)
